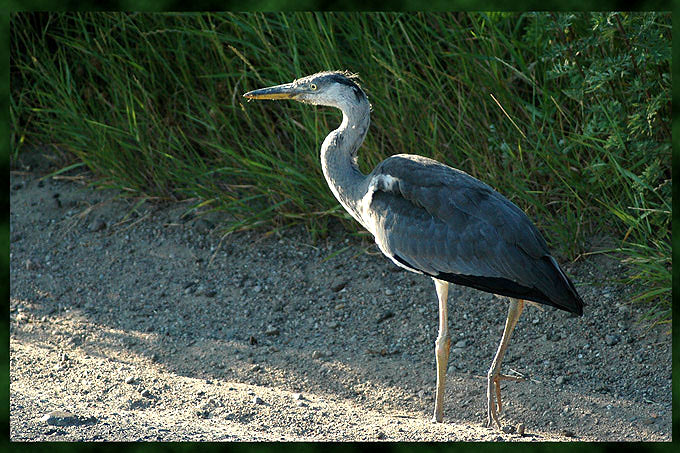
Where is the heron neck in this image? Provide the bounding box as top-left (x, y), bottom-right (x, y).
top-left (320, 100), bottom-right (371, 227)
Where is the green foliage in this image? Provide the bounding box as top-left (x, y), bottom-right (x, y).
top-left (519, 12), bottom-right (671, 323)
top-left (10, 12), bottom-right (671, 322)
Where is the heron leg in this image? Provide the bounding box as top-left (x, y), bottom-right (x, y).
top-left (432, 278), bottom-right (451, 423)
top-left (487, 298), bottom-right (525, 429)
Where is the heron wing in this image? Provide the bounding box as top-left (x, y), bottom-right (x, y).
top-left (363, 154), bottom-right (582, 313)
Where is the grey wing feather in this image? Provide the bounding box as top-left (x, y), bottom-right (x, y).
top-left (366, 154), bottom-right (547, 277)
top-left (363, 154), bottom-right (582, 313)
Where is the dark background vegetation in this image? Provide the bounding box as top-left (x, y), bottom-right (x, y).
top-left (3, 1), bottom-right (674, 11)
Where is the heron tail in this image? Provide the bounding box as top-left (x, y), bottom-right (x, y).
top-left (544, 256), bottom-right (585, 316)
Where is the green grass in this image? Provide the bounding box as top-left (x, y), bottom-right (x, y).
top-left (10, 12), bottom-right (671, 325)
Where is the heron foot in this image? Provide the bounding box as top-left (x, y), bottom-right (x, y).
top-left (486, 372), bottom-right (525, 429)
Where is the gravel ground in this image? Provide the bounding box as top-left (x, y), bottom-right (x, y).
top-left (10, 150), bottom-right (672, 441)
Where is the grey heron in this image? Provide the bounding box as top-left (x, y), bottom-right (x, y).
top-left (243, 71), bottom-right (584, 429)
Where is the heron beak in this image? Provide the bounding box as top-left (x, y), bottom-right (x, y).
top-left (243, 82), bottom-right (299, 101)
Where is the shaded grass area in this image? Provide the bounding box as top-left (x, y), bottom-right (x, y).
top-left (10, 12), bottom-right (671, 324)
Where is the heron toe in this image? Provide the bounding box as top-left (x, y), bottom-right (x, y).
top-left (486, 372), bottom-right (526, 428)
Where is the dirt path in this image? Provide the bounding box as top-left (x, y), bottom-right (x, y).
top-left (9, 152), bottom-right (672, 441)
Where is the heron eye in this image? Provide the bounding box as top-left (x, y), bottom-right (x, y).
top-left (310, 83), bottom-right (317, 90)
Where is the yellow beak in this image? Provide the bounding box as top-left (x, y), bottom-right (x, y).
top-left (243, 82), bottom-right (299, 100)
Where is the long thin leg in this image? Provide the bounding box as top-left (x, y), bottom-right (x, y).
top-left (432, 278), bottom-right (451, 423)
top-left (487, 298), bottom-right (525, 429)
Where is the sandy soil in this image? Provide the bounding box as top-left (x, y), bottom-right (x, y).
top-left (9, 150), bottom-right (672, 441)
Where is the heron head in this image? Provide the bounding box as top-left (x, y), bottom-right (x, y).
top-left (243, 71), bottom-right (366, 109)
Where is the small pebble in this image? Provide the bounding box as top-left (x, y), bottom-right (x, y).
top-left (384, 288), bottom-right (394, 296)
top-left (502, 424), bottom-right (515, 434)
top-left (377, 311), bottom-right (394, 323)
top-left (311, 350), bottom-right (323, 359)
top-left (265, 326), bottom-right (279, 336)
top-left (556, 376), bottom-right (567, 385)
top-left (40, 411), bottom-right (93, 427)
top-left (41, 411), bottom-right (74, 426)
top-left (140, 389), bottom-right (152, 398)
top-left (330, 280), bottom-right (347, 292)
top-left (454, 339), bottom-right (467, 348)
top-left (292, 393), bottom-right (304, 401)
top-left (253, 396), bottom-right (264, 405)
top-left (561, 429), bottom-right (575, 437)
top-left (296, 401), bottom-right (307, 407)
top-left (605, 334), bottom-right (621, 346)
top-left (125, 376), bottom-right (135, 384)
top-left (196, 406), bottom-right (210, 418)
top-left (545, 332), bottom-right (561, 342)
top-left (516, 423), bottom-right (525, 436)
top-left (88, 218), bottom-right (106, 232)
